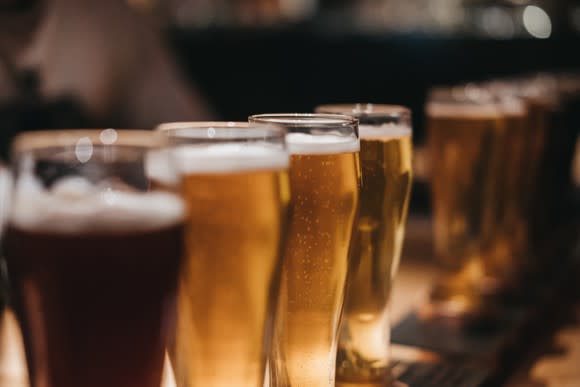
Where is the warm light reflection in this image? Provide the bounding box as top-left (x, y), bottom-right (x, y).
top-left (75, 137), bottom-right (93, 163)
top-left (161, 352), bottom-right (176, 387)
top-left (523, 5), bottom-right (552, 39)
top-left (0, 309), bottom-right (29, 386)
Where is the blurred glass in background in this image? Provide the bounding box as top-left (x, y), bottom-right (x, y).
top-left (423, 73), bottom-right (580, 323)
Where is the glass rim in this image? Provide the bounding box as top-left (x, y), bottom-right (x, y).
top-left (315, 103), bottom-right (410, 119)
top-left (248, 113), bottom-right (358, 128)
top-left (156, 121), bottom-right (286, 141)
top-left (428, 84), bottom-right (500, 105)
top-left (11, 129), bottom-right (161, 156)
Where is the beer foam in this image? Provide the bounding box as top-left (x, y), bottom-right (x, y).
top-left (145, 149), bottom-right (179, 186)
top-left (286, 133), bottom-right (360, 155)
top-left (171, 143), bottom-right (289, 173)
top-left (499, 101), bottom-right (527, 117)
top-left (359, 124), bottom-right (412, 140)
top-left (10, 176), bottom-right (185, 234)
top-left (426, 102), bottom-right (501, 119)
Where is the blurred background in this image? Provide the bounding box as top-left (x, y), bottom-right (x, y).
top-left (1, 0), bottom-right (580, 200)
top-left (1, 0), bottom-right (580, 134)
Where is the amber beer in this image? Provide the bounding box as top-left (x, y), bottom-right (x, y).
top-left (482, 97), bottom-right (529, 287)
top-left (158, 123), bottom-right (290, 387)
top-left (249, 114), bottom-right (360, 387)
top-left (315, 104), bottom-right (413, 383)
top-left (3, 130), bottom-right (185, 387)
top-left (485, 78), bottom-right (561, 277)
top-left (426, 99), bottom-right (505, 317)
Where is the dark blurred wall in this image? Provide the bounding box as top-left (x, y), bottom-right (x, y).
top-left (169, 28), bottom-right (580, 143)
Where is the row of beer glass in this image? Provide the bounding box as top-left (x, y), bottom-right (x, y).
top-left (425, 73), bottom-right (580, 321)
top-left (1, 105), bottom-right (413, 387)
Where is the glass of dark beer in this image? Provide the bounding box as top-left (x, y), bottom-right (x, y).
top-left (3, 129), bottom-right (185, 387)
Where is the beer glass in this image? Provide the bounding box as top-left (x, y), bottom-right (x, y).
top-left (249, 113), bottom-right (361, 387)
top-left (3, 129), bottom-right (185, 387)
top-left (425, 91), bottom-right (505, 319)
top-left (485, 78), bottom-right (561, 279)
top-left (315, 104), bottom-right (413, 384)
top-left (156, 122), bottom-right (291, 387)
top-left (484, 97), bottom-right (529, 292)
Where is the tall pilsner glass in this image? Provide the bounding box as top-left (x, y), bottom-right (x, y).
top-left (315, 104), bottom-right (413, 384)
top-left (249, 114), bottom-right (361, 387)
top-left (156, 122), bottom-right (291, 387)
top-left (426, 94), bottom-right (505, 319)
top-left (4, 129), bottom-right (185, 387)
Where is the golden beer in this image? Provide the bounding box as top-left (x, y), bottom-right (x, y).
top-left (249, 114), bottom-right (360, 387)
top-left (159, 123), bottom-right (291, 387)
top-left (316, 104), bottom-right (413, 383)
top-left (426, 99), bottom-right (505, 317)
top-left (486, 79), bottom-right (559, 276)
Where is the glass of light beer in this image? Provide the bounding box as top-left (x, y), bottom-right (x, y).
top-left (474, 85), bottom-right (532, 296)
top-left (425, 90), bottom-right (506, 319)
top-left (314, 104), bottom-right (413, 384)
top-left (484, 78), bottom-right (560, 283)
top-left (248, 113), bottom-right (361, 387)
top-left (3, 129), bottom-right (185, 387)
top-left (484, 97), bottom-right (529, 294)
top-left (156, 122), bottom-right (291, 387)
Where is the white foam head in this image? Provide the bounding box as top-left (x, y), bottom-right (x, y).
top-left (170, 143), bottom-right (289, 174)
top-left (359, 124), bottom-right (412, 140)
top-left (286, 133), bottom-right (360, 155)
top-left (9, 176), bottom-right (185, 234)
top-left (146, 149), bottom-right (179, 186)
top-left (426, 102), bottom-right (502, 120)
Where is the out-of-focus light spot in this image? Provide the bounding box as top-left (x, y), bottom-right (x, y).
top-left (481, 7), bottom-right (515, 39)
top-left (207, 127), bottom-right (216, 138)
top-left (571, 7), bottom-right (580, 32)
top-left (161, 352), bottom-right (176, 387)
top-left (75, 137), bottom-right (93, 163)
top-left (523, 5), bottom-right (552, 39)
top-left (99, 128), bottom-right (118, 145)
